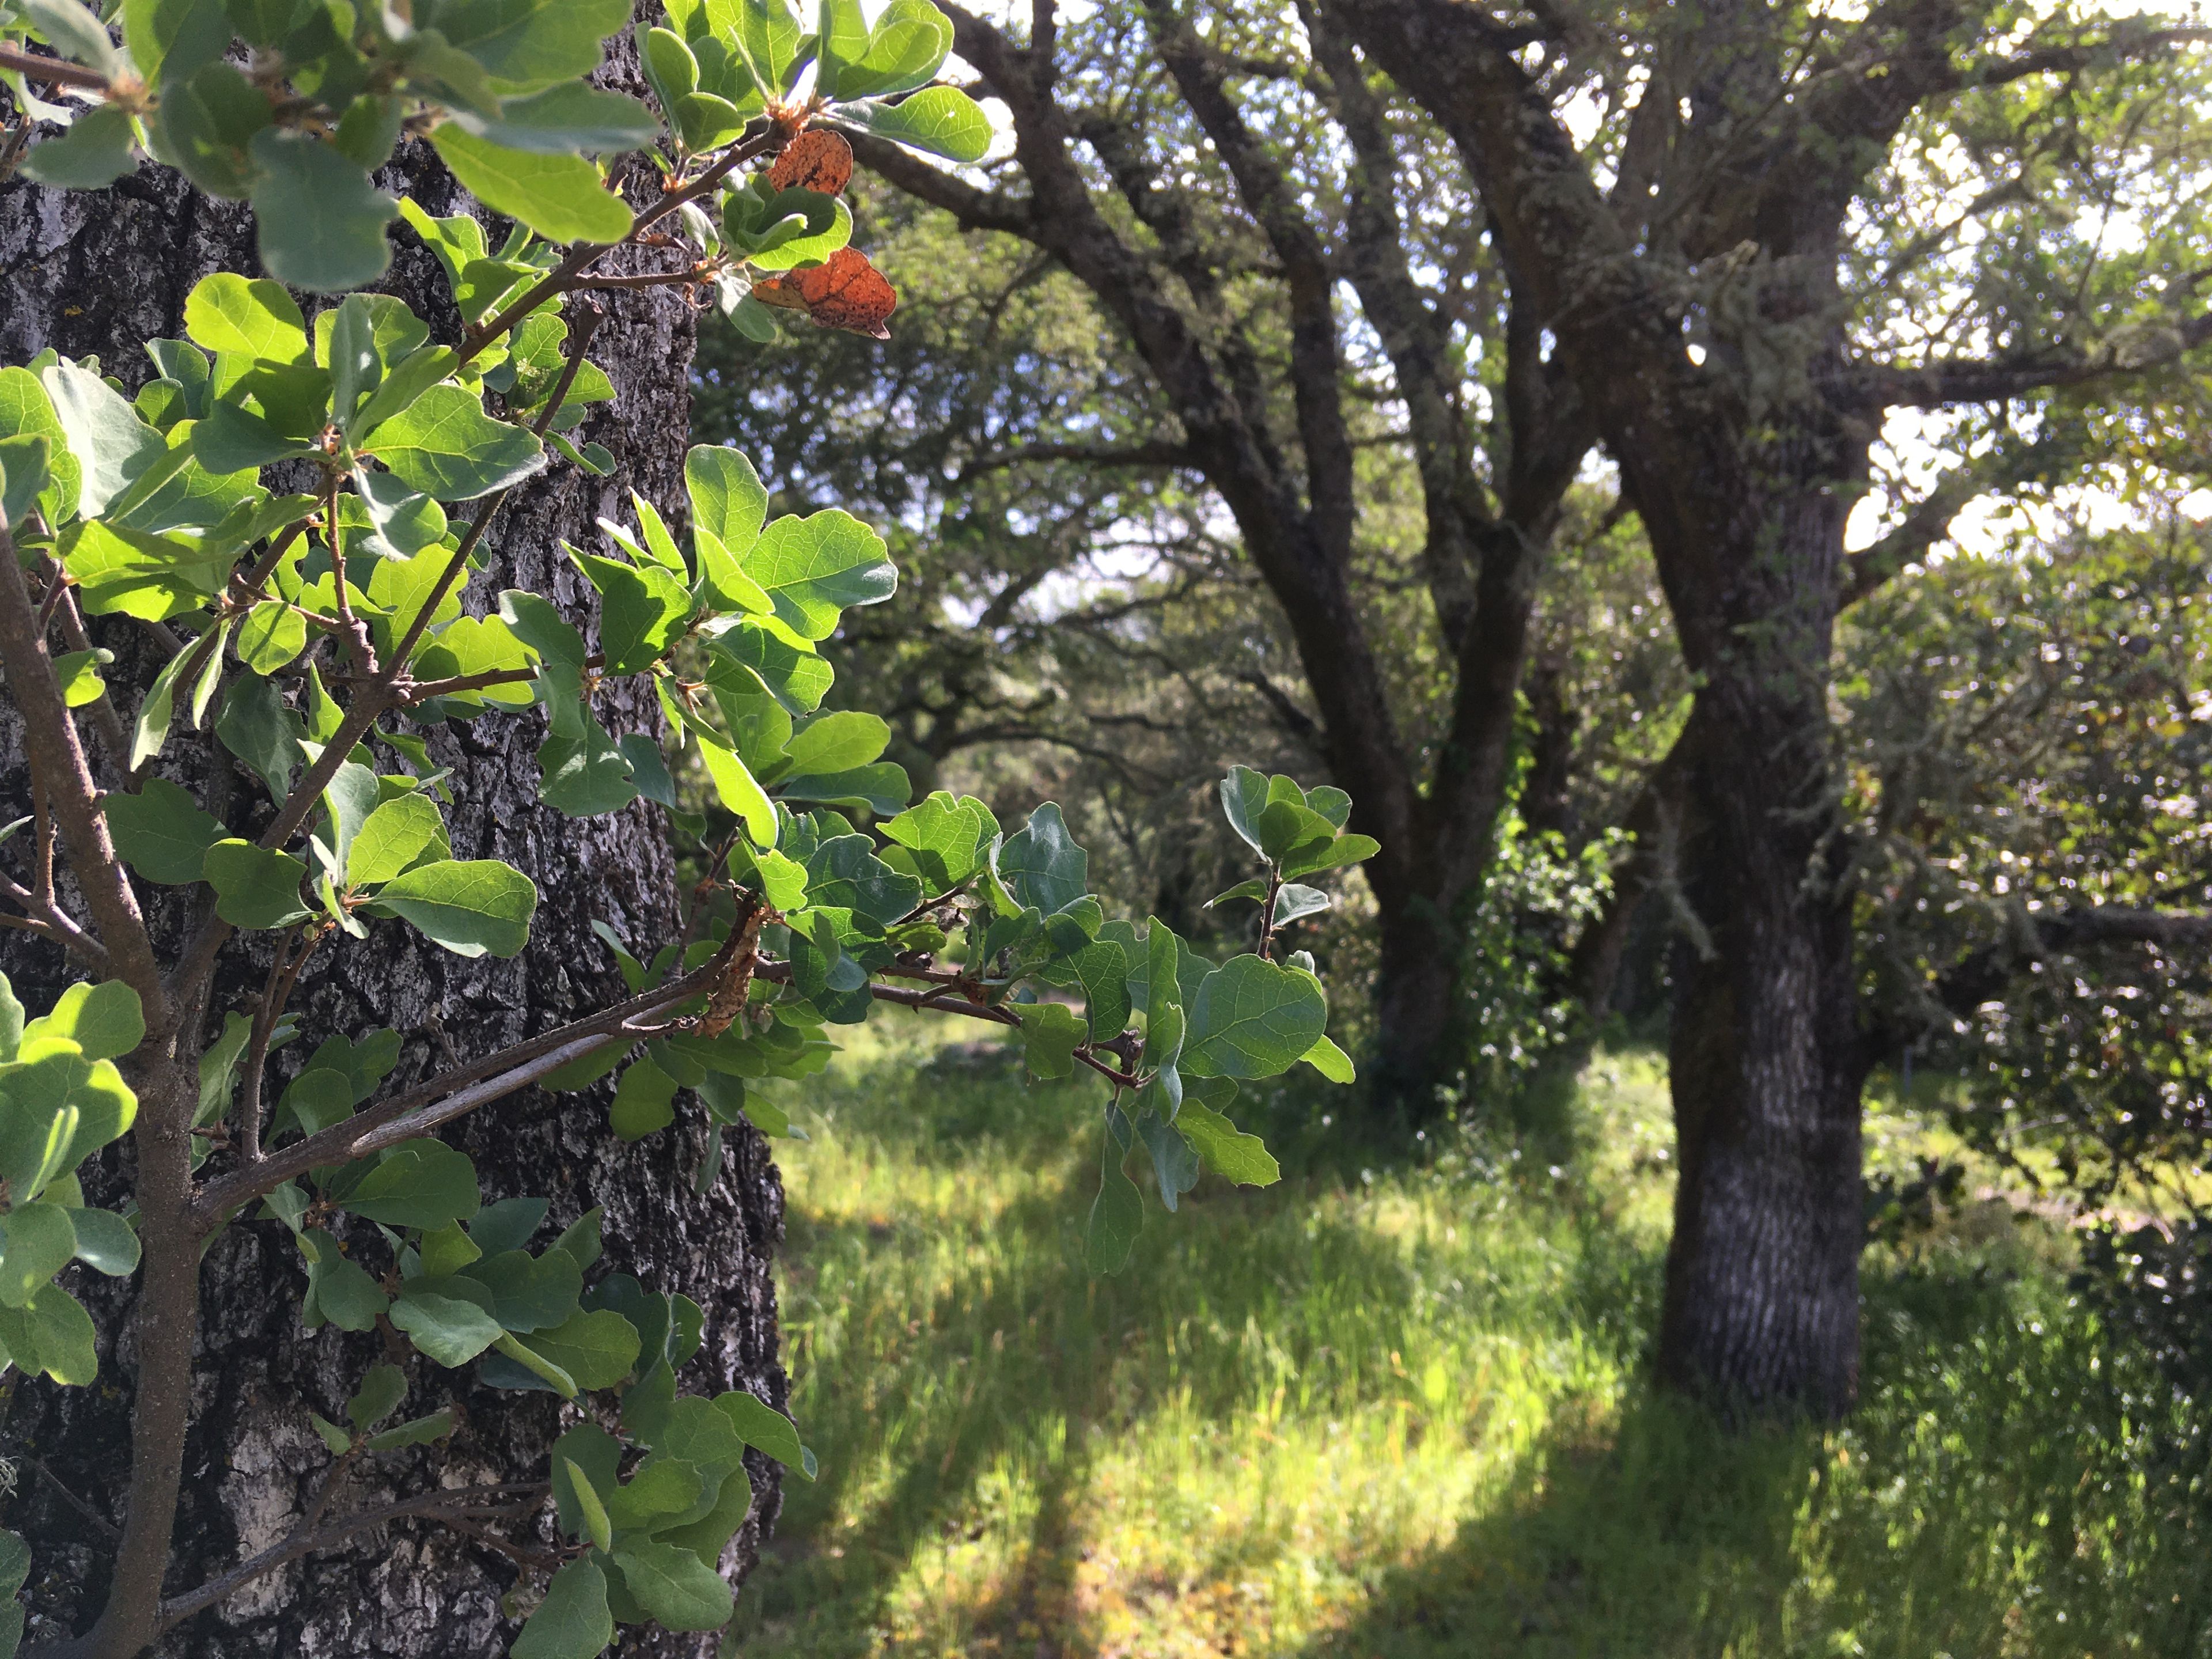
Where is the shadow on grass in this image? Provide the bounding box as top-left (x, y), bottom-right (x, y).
top-left (732, 1043), bottom-right (1508, 1657)
top-left (1298, 1249), bottom-right (2212, 1659)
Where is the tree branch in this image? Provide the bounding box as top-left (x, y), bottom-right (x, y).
top-left (956, 438), bottom-right (1191, 480)
top-left (154, 1483), bottom-right (547, 1633)
top-left (1839, 468), bottom-right (1988, 606)
top-left (190, 961), bottom-right (720, 1229)
top-left (1927, 905), bottom-right (2212, 1025)
top-left (1849, 312), bottom-right (2212, 410)
top-left (0, 519), bottom-right (166, 1021)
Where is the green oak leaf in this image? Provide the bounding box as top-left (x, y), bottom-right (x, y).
top-left (370, 859), bottom-right (539, 957)
top-left (1181, 955), bottom-right (1327, 1080)
top-left (431, 127), bottom-right (635, 245)
top-left (105, 777), bottom-right (226, 884)
top-left (202, 839), bottom-right (313, 929)
top-left (1086, 1135), bottom-right (1143, 1275)
top-left (365, 384), bottom-right (546, 501)
top-left (247, 130), bottom-right (400, 292)
top-left (741, 510), bottom-right (896, 640)
top-left (846, 86), bottom-right (991, 163)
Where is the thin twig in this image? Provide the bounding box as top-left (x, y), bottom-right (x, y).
top-left (154, 1483), bottom-right (547, 1632)
top-left (189, 963), bottom-right (721, 1226)
top-left (0, 517), bottom-right (166, 1020)
top-left (753, 957), bottom-right (1142, 1088)
top-left (235, 925), bottom-right (325, 1166)
top-left (0, 43), bottom-right (111, 90)
top-left (31, 1457), bottom-right (123, 1544)
top-left (456, 127), bottom-right (778, 365)
top-left (323, 472), bottom-right (375, 673)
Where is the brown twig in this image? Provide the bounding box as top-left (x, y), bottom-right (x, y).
top-left (0, 517), bottom-right (166, 1020)
top-left (456, 127), bottom-right (779, 365)
top-left (752, 956), bottom-right (1142, 1089)
top-left (234, 925), bottom-right (326, 1166)
top-left (190, 961), bottom-right (721, 1226)
top-left (153, 1483), bottom-right (547, 1633)
top-left (0, 43), bottom-right (112, 90)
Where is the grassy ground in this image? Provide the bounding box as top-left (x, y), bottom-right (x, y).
top-left (725, 1015), bottom-right (2212, 1658)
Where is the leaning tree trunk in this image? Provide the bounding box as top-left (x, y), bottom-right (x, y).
top-left (0, 35), bottom-right (787, 1658)
top-left (1653, 502), bottom-right (1870, 1421)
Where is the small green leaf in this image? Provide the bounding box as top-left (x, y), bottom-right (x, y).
top-left (571, 547), bottom-right (691, 673)
top-left (43, 362), bottom-right (168, 521)
top-left (742, 509), bottom-right (896, 639)
top-left (22, 0), bottom-right (124, 73)
top-left (685, 442), bottom-right (774, 566)
top-left (714, 1388), bottom-right (812, 1476)
top-left (431, 127), bottom-right (635, 245)
top-left (998, 803), bottom-right (1088, 916)
top-left (215, 672), bottom-right (306, 803)
top-left (566, 1457), bottom-right (613, 1551)
top-left (364, 1407), bottom-right (456, 1450)
top-left (1301, 1033), bottom-right (1356, 1084)
top-left (247, 131), bottom-right (400, 293)
top-left (611, 1539), bottom-right (734, 1631)
top-left (514, 1558), bottom-right (615, 1659)
top-left (365, 384), bottom-right (546, 501)
top-left (390, 1285), bottom-right (507, 1366)
top-left (1013, 1002), bottom-right (1084, 1081)
top-left (340, 1139), bottom-right (482, 1229)
top-left (104, 777), bottom-right (225, 885)
top-left (300, 1231), bottom-right (389, 1331)
top-left (520, 1306), bottom-right (642, 1390)
top-left (1086, 1135), bottom-right (1143, 1275)
top-left (21, 104), bottom-right (138, 189)
top-left (697, 735), bottom-right (777, 849)
top-left (431, 0), bottom-right (629, 89)
top-left (609, 1056), bottom-right (679, 1141)
top-left (158, 60), bottom-right (277, 196)
top-left (1278, 834), bottom-right (1380, 881)
top-left (67, 1205), bottom-right (140, 1275)
top-left (347, 1361), bottom-right (410, 1430)
top-left (346, 794), bottom-right (447, 888)
top-left (1182, 955), bottom-right (1327, 1080)
top-left (471, 1247), bottom-right (584, 1332)
top-left (846, 86), bottom-right (991, 163)
top-left (309, 1410), bottom-right (354, 1454)
top-left (36, 979), bottom-right (145, 1062)
top-left (371, 859), bottom-right (539, 957)
top-left (203, 839), bottom-right (313, 929)
top-left (0, 1202), bottom-right (77, 1307)
top-left (123, 0), bottom-right (229, 87)
top-left (453, 82), bottom-right (660, 154)
top-left (827, 0), bottom-right (950, 97)
top-left (1175, 1093), bottom-right (1279, 1186)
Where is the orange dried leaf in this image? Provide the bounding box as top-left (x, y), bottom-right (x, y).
top-left (767, 130), bottom-right (855, 197)
top-left (752, 247), bottom-right (898, 340)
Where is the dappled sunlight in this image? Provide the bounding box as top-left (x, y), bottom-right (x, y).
top-left (728, 1017), bottom-right (2212, 1656)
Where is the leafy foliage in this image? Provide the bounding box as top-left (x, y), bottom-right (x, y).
top-left (0, 2), bottom-right (1359, 1652)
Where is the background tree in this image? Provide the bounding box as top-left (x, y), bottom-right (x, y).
top-left (836, 0), bottom-right (2212, 1415)
top-left (804, 0), bottom-right (1617, 1106)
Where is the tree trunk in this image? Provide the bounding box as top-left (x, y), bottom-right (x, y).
top-left (1653, 520), bottom-right (1868, 1420)
top-left (1369, 897), bottom-right (1457, 1115)
top-left (0, 41), bottom-right (787, 1656)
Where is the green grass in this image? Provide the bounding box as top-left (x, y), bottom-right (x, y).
top-left (726, 1017), bottom-right (2212, 1658)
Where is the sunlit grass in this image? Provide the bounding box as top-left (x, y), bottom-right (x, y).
top-left (725, 1016), bottom-right (2212, 1658)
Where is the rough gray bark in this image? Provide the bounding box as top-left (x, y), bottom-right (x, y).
top-left (0, 37), bottom-right (786, 1656)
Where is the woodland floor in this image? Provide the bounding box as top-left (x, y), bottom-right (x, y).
top-left (722, 1017), bottom-right (2212, 1658)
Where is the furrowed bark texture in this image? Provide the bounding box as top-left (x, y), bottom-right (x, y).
top-left (0, 35), bottom-right (786, 1656)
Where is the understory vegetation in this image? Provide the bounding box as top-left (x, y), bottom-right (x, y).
top-left (726, 1016), bottom-right (2212, 1659)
